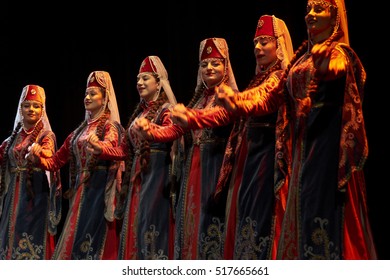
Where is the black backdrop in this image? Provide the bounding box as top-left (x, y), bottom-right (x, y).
top-left (1, 1), bottom-right (387, 259)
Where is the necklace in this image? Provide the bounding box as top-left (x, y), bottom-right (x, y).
top-left (22, 124), bottom-right (36, 135)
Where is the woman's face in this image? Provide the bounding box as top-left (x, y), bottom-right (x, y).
top-left (200, 59), bottom-right (225, 88)
top-left (253, 36), bottom-right (278, 71)
top-left (137, 73), bottom-right (160, 102)
top-left (84, 87), bottom-right (105, 117)
top-left (21, 100), bottom-right (43, 127)
top-left (305, 1), bottom-right (336, 43)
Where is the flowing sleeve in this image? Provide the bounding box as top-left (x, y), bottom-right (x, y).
top-left (99, 122), bottom-right (127, 161)
top-left (185, 106), bottom-right (235, 130)
top-left (336, 44), bottom-right (368, 189)
top-left (38, 131), bottom-right (62, 235)
top-left (39, 133), bottom-right (72, 171)
top-left (101, 121), bottom-right (124, 222)
top-left (149, 121), bottom-right (186, 143)
top-left (39, 131), bottom-right (56, 158)
top-left (234, 71), bottom-right (284, 116)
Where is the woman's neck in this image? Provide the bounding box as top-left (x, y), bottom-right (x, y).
top-left (309, 28), bottom-right (333, 45)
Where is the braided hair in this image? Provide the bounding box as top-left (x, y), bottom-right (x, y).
top-left (0, 119), bottom-right (44, 199)
top-left (0, 123), bottom-right (22, 198)
top-left (64, 104), bottom-right (111, 199)
top-left (272, 29), bottom-right (344, 121)
top-left (214, 61), bottom-right (282, 199)
top-left (25, 120), bottom-right (44, 198)
top-left (120, 75), bottom-right (170, 195)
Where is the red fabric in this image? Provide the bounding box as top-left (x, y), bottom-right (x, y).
top-left (254, 15), bottom-right (275, 39)
top-left (24, 85), bottom-right (44, 103)
top-left (181, 146), bottom-right (202, 259)
top-left (139, 57), bottom-right (156, 74)
top-left (123, 164), bottom-right (141, 260)
top-left (201, 38), bottom-right (223, 61)
top-left (46, 234), bottom-right (55, 259)
top-left (102, 220), bottom-right (119, 259)
top-left (343, 171), bottom-right (377, 259)
top-left (223, 138), bottom-right (246, 259)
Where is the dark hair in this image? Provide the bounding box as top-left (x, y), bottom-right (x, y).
top-left (120, 77), bottom-right (169, 195)
top-left (0, 120), bottom-right (44, 199)
top-left (64, 91), bottom-right (111, 199)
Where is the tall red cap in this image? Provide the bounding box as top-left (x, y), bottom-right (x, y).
top-left (87, 72), bottom-right (103, 88)
top-left (139, 56), bottom-right (157, 74)
top-left (24, 85), bottom-right (44, 103)
top-left (200, 38), bottom-right (223, 61)
top-left (254, 15), bottom-right (275, 39)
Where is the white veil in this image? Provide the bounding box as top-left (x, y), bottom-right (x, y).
top-left (13, 85), bottom-right (52, 132)
top-left (197, 37), bottom-right (238, 91)
top-left (85, 71), bottom-right (121, 124)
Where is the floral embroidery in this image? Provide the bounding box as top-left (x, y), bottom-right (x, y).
top-left (142, 224), bottom-right (168, 260)
top-left (235, 217), bottom-right (270, 259)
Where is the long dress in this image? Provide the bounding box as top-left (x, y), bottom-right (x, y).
top-left (150, 88), bottom-right (233, 259)
top-left (234, 43), bottom-right (377, 259)
top-left (38, 120), bottom-right (122, 259)
top-left (184, 69), bottom-right (284, 259)
top-left (100, 101), bottom-right (175, 260)
top-left (0, 128), bottom-right (61, 260)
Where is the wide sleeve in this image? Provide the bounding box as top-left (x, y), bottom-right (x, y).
top-left (38, 133), bottom-right (72, 171)
top-left (148, 118), bottom-right (187, 143)
top-left (39, 131), bottom-right (56, 158)
top-left (313, 42), bottom-right (348, 80)
top-left (99, 132), bottom-right (128, 161)
top-left (185, 106), bottom-right (235, 130)
top-left (39, 131), bottom-right (63, 235)
top-left (234, 71), bottom-right (284, 116)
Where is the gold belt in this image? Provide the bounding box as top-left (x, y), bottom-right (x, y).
top-left (193, 138), bottom-right (226, 146)
top-left (80, 165), bottom-right (108, 172)
top-left (10, 167), bottom-right (42, 173)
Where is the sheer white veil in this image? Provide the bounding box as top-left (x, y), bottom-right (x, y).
top-left (141, 56), bottom-right (177, 106)
top-left (197, 37), bottom-right (238, 91)
top-left (13, 85), bottom-right (52, 132)
top-left (85, 71), bottom-right (121, 124)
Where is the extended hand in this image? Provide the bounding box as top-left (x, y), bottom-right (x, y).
top-left (171, 104), bottom-right (189, 127)
top-left (216, 84), bottom-right (237, 112)
top-left (133, 117), bottom-right (153, 140)
top-left (311, 42), bottom-right (332, 74)
top-left (86, 134), bottom-right (102, 155)
top-left (25, 142), bottom-right (42, 163)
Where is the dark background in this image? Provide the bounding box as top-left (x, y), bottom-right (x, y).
top-left (1, 1), bottom-right (387, 259)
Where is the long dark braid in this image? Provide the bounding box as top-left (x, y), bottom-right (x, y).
top-left (131, 90), bottom-right (169, 185)
top-left (273, 40), bottom-right (309, 121)
top-left (64, 120), bottom-right (87, 199)
top-left (64, 107), bottom-right (110, 199)
top-left (181, 84), bottom-right (205, 148)
top-left (0, 122), bottom-right (22, 198)
top-left (25, 120), bottom-right (44, 198)
top-left (0, 119), bottom-right (44, 199)
top-left (306, 30), bottom-right (344, 100)
top-left (86, 107), bottom-right (110, 171)
top-left (119, 104), bottom-right (140, 198)
top-left (215, 61), bottom-right (282, 199)
top-left (187, 84), bottom-right (205, 109)
top-left (274, 29), bottom-right (344, 120)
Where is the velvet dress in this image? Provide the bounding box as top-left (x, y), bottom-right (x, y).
top-left (150, 89), bottom-right (232, 259)
top-left (37, 120), bottom-right (122, 259)
top-left (0, 128), bottom-right (61, 259)
top-left (100, 100), bottom-right (175, 260)
top-left (184, 70), bottom-right (284, 259)
top-left (233, 43), bottom-right (377, 259)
